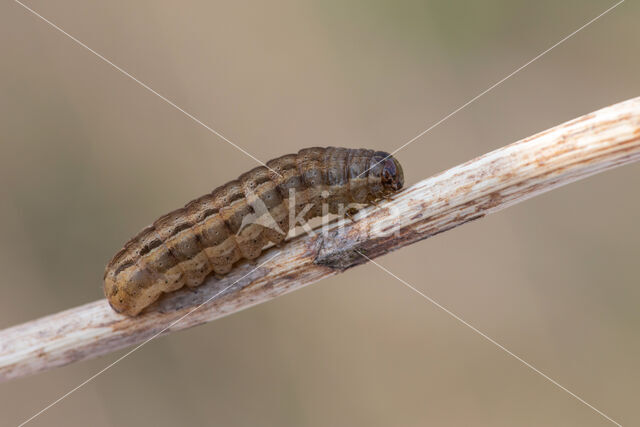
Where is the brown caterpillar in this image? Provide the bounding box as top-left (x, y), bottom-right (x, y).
top-left (104, 147), bottom-right (404, 316)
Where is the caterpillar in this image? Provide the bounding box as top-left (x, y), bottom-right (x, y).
top-left (104, 147), bottom-right (404, 316)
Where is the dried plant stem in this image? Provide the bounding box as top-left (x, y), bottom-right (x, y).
top-left (1, 97), bottom-right (639, 382)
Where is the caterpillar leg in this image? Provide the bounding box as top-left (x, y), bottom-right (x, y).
top-left (345, 206), bottom-right (362, 224)
top-left (344, 212), bottom-right (356, 224)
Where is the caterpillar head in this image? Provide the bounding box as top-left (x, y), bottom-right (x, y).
top-left (380, 154), bottom-right (404, 193)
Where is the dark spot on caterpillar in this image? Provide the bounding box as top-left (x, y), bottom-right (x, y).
top-left (228, 192), bottom-right (244, 204)
top-left (171, 222), bottom-right (192, 236)
top-left (201, 208), bottom-right (219, 220)
top-left (114, 260), bottom-right (135, 276)
top-left (253, 175), bottom-right (271, 186)
top-left (139, 239), bottom-right (162, 256)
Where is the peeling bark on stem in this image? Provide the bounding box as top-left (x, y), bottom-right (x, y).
top-left (1, 97), bottom-right (640, 382)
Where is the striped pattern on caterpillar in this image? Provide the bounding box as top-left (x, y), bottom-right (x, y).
top-left (104, 147), bottom-right (404, 316)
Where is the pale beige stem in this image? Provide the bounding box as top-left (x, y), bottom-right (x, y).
top-left (1, 97), bottom-right (639, 382)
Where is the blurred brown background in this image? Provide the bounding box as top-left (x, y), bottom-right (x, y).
top-left (1, 0), bottom-right (638, 425)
